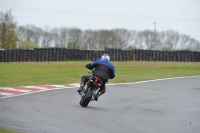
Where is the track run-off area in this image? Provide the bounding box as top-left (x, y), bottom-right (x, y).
top-left (0, 76), bottom-right (200, 133)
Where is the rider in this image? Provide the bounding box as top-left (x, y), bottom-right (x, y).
top-left (77, 54), bottom-right (115, 101)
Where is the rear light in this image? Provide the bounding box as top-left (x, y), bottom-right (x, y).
top-left (94, 77), bottom-right (99, 83)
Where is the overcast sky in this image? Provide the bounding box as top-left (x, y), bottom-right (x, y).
top-left (1, 0), bottom-right (200, 40)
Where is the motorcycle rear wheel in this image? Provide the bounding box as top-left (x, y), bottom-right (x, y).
top-left (80, 87), bottom-right (94, 107)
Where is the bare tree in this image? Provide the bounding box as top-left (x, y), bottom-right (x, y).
top-left (112, 28), bottom-right (133, 49)
top-left (82, 30), bottom-right (99, 50)
top-left (97, 30), bottom-right (115, 49)
top-left (51, 27), bottom-right (68, 48)
top-left (59, 27), bottom-right (68, 48)
top-left (17, 25), bottom-right (42, 48)
top-left (195, 41), bottom-right (200, 51)
top-left (51, 28), bottom-right (60, 47)
top-left (41, 27), bottom-right (52, 48)
top-left (31, 25), bottom-right (43, 46)
top-left (179, 34), bottom-right (191, 50)
top-left (163, 30), bottom-right (180, 50)
top-left (186, 38), bottom-right (199, 51)
top-left (17, 26), bottom-right (26, 41)
top-left (67, 28), bottom-right (82, 49)
top-left (138, 30), bottom-right (155, 50)
top-left (128, 30), bottom-right (143, 49)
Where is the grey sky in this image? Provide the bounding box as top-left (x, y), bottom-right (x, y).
top-left (1, 0), bottom-right (200, 40)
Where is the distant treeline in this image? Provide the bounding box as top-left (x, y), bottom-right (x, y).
top-left (0, 48), bottom-right (199, 62)
top-left (1, 10), bottom-right (200, 51)
top-left (16, 25), bottom-right (200, 51)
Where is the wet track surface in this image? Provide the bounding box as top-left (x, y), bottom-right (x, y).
top-left (0, 76), bottom-right (200, 133)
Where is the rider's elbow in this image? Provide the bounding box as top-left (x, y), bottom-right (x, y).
top-left (110, 75), bottom-right (115, 79)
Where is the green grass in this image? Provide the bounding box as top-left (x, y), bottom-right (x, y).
top-left (0, 128), bottom-right (20, 133)
top-left (0, 61), bottom-right (200, 87)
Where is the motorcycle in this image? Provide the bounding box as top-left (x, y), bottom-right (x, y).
top-left (79, 75), bottom-right (102, 107)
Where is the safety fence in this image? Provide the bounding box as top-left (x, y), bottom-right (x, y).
top-left (0, 48), bottom-right (200, 62)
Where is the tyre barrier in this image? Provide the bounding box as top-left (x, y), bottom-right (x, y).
top-left (0, 48), bottom-right (199, 62)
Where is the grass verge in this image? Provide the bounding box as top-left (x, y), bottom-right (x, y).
top-left (0, 61), bottom-right (200, 87)
top-left (0, 128), bottom-right (20, 133)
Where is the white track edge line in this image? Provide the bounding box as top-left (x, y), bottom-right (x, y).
top-left (1, 75), bottom-right (200, 99)
top-left (107, 75), bottom-right (200, 86)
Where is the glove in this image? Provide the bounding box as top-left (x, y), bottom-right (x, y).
top-left (85, 64), bottom-right (93, 70)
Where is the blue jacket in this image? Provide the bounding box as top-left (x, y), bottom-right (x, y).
top-left (86, 59), bottom-right (115, 82)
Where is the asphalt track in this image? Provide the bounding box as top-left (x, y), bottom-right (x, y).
top-left (0, 76), bottom-right (200, 133)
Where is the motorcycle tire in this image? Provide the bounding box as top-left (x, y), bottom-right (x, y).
top-left (80, 87), bottom-right (94, 107)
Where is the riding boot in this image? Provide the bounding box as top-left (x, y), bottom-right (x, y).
top-left (77, 82), bottom-right (85, 93)
top-left (94, 92), bottom-right (101, 101)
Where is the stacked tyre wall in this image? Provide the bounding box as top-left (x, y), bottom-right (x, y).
top-left (0, 48), bottom-right (200, 62)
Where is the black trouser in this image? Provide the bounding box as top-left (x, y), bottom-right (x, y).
top-left (81, 75), bottom-right (106, 95)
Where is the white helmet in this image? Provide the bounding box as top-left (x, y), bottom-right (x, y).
top-left (101, 54), bottom-right (110, 61)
